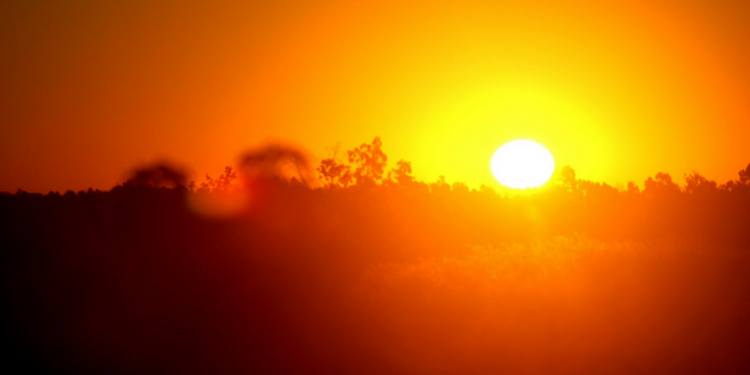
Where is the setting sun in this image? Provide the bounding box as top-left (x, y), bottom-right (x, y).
top-left (491, 140), bottom-right (554, 189)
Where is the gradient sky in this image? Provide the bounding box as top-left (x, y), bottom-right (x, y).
top-left (2, 0), bottom-right (749, 193)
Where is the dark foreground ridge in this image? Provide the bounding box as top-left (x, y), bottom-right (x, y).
top-left (2, 139), bottom-right (750, 374)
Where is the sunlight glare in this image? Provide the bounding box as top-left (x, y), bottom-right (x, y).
top-left (491, 140), bottom-right (554, 189)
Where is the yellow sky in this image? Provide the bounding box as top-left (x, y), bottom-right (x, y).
top-left (2, 0), bottom-right (749, 192)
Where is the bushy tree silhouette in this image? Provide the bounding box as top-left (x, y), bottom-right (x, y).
top-left (386, 159), bottom-right (415, 186)
top-left (684, 171), bottom-right (718, 195)
top-left (347, 136), bottom-right (388, 186)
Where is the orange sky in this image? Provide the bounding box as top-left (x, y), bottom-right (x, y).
top-left (2, 0), bottom-right (749, 193)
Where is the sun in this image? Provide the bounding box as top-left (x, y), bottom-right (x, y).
top-left (491, 140), bottom-right (554, 189)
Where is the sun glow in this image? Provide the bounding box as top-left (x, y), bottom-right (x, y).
top-left (491, 140), bottom-right (555, 189)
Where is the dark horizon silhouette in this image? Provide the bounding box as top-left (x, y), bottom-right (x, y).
top-left (2, 137), bottom-right (750, 374)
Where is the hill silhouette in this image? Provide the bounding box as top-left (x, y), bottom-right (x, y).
top-left (2, 137), bottom-right (750, 374)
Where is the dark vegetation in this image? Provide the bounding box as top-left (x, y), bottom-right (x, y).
top-left (2, 137), bottom-right (750, 374)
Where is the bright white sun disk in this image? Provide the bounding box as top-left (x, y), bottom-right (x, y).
top-left (491, 140), bottom-right (554, 189)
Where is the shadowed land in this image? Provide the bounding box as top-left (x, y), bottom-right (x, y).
top-left (2, 138), bottom-right (750, 374)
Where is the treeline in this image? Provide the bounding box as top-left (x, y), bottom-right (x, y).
top-left (39, 137), bottom-right (750, 249)
top-left (1, 137), bottom-right (750, 374)
top-left (123, 136), bottom-right (750, 250)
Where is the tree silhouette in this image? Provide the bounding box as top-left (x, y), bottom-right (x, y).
top-left (644, 172), bottom-right (681, 197)
top-left (684, 171), bottom-right (718, 195)
top-left (556, 165), bottom-right (578, 194)
top-left (387, 160), bottom-right (415, 186)
top-left (347, 137), bottom-right (388, 186)
top-left (239, 144), bottom-right (311, 184)
top-left (317, 145), bottom-right (352, 188)
top-left (199, 166), bottom-right (238, 193)
top-left (739, 163), bottom-right (750, 185)
top-left (124, 163), bottom-right (188, 188)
